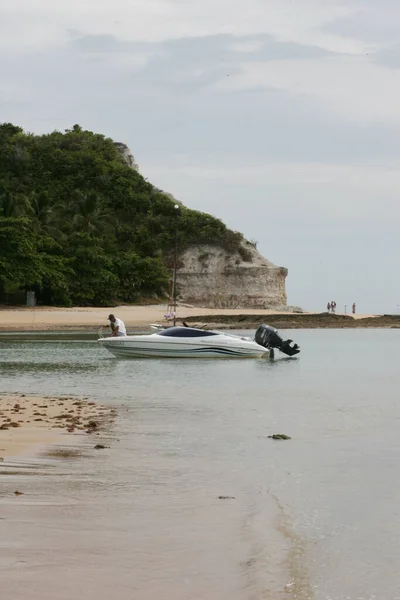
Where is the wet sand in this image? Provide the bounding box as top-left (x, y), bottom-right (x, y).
top-left (0, 393), bottom-right (114, 459)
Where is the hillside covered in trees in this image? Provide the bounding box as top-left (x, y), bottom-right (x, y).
top-left (0, 123), bottom-right (246, 306)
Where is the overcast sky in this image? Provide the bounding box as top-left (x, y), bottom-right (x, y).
top-left (2, 0), bottom-right (400, 313)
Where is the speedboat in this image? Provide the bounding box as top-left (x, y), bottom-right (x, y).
top-left (98, 324), bottom-right (300, 359)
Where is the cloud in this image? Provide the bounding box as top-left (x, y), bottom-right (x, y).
top-left (325, 0), bottom-right (400, 44)
top-left (1, 0), bottom-right (368, 55)
top-left (1, 31), bottom-right (399, 163)
top-left (374, 43), bottom-right (400, 70)
top-left (228, 40), bottom-right (265, 54)
top-left (212, 55), bottom-right (400, 126)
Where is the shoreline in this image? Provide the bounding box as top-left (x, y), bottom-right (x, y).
top-left (183, 312), bottom-right (400, 329)
top-left (0, 393), bottom-right (114, 460)
top-left (0, 305), bottom-right (399, 331)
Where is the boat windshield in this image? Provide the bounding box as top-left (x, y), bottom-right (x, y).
top-left (157, 327), bottom-right (218, 338)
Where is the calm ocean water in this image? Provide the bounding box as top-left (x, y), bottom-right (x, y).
top-left (1, 329), bottom-right (400, 600)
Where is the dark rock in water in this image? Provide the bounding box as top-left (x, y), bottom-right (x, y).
top-left (14, 490), bottom-right (24, 496)
top-left (0, 424), bottom-right (10, 430)
top-left (87, 421), bottom-right (98, 429)
top-left (268, 434), bottom-right (291, 440)
top-left (218, 495), bottom-right (236, 500)
top-left (94, 444), bottom-right (108, 449)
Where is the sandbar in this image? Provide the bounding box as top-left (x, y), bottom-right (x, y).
top-left (0, 393), bottom-right (114, 459)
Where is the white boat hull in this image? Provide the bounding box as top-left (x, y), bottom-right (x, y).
top-left (98, 332), bottom-right (269, 359)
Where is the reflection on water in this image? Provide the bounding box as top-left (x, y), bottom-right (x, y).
top-left (1, 362), bottom-right (98, 373)
top-left (1, 329), bottom-right (400, 599)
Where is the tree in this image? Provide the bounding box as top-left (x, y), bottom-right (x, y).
top-left (0, 217), bottom-right (70, 302)
top-left (0, 192), bottom-right (30, 217)
top-left (70, 191), bottom-right (113, 236)
top-left (0, 122), bottom-right (246, 306)
top-left (27, 191), bottom-right (65, 238)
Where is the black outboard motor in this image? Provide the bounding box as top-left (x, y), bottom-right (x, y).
top-left (255, 324), bottom-right (300, 357)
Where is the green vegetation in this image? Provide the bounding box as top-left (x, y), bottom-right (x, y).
top-left (0, 123), bottom-right (244, 306)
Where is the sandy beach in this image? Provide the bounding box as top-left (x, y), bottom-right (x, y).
top-left (0, 304), bottom-right (380, 331)
top-left (0, 393), bottom-right (114, 459)
top-left (0, 304), bottom-right (299, 330)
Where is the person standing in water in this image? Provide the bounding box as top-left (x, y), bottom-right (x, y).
top-left (108, 314), bottom-right (127, 336)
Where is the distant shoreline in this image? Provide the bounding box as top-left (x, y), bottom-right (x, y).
top-left (183, 313), bottom-right (400, 329)
top-left (0, 305), bottom-right (399, 331)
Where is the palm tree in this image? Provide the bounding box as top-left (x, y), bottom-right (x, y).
top-left (26, 192), bottom-right (65, 239)
top-left (0, 192), bottom-right (30, 217)
top-left (71, 191), bottom-right (113, 236)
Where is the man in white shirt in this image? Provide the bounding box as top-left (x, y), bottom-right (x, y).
top-left (108, 314), bottom-right (127, 337)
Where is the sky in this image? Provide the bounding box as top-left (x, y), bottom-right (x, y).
top-left (1, 0), bottom-right (400, 313)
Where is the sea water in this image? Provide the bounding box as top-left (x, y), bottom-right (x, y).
top-left (0, 329), bottom-right (399, 600)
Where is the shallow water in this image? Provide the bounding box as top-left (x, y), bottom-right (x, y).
top-left (1, 329), bottom-right (400, 599)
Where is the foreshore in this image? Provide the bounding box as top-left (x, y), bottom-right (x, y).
top-left (184, 312), bottom-right (400, 329)
top-left (0, 304), bottom-right (399, 330)
top-left (0, 393), bottom-right (114, 459)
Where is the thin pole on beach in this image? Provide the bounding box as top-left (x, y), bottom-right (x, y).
top-left (173, 205), bottom-right (179, 327)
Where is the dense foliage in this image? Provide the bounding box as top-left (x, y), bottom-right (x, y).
top-left (0, 123), bottom-right (244, 306)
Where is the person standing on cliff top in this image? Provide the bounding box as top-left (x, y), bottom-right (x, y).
top-left (108, 314), bottom-right (127, 337)
top-left (352, 303), bottom-right (356, 315)
top-left (327, 302), bottom-right (331, 312)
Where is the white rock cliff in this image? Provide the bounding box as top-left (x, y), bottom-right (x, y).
top-left (176, 241), bottom-right (288, 309)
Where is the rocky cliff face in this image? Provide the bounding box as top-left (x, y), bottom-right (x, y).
top-left (114, 142), bottom-right (139, 170)
top-left (177, 241), bottom-right (288, 309)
